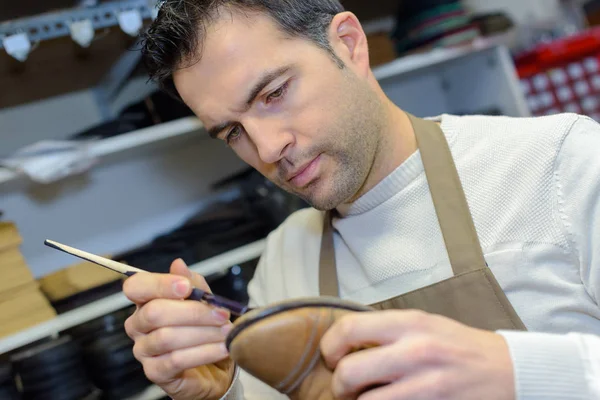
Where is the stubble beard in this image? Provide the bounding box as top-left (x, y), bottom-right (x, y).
top-left (293, 83), bottom-right (384, 211)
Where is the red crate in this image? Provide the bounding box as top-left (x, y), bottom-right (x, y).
top-left (515, 26), bottom-right (600, 121)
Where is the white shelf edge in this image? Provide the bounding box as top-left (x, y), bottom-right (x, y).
top-left (0, 116), bottom-right (205, 187)
top-left (90, 117), bottom-right (204, 157)
top-left (0, 239), bottom-right (266, 355)
top-left (372, 37), bottom-right (508, 81)
top-left (188, 239), bottom-right (266, 277)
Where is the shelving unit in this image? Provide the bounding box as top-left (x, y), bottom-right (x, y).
top-left (371, 35), bottom-right (530, 118)
top-left (373, 34), bottom-right (511, 80)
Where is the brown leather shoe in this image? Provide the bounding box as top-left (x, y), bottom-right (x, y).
top-left (226, 297), bottom-right (373, 399)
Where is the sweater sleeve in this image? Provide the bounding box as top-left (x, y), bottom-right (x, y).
top-left (558, 115), bottom-right (600, 312)
top-left (497, 114), bottom-right (600, 399)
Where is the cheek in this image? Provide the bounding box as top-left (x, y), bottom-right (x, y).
top-left (294, 81), bottom-right (344, 140)
top-left (232, 138), bottom-right (258, 164)
top-left (285, 97), bottom-right (335, 145)
top-left (292, 108), bottom-right (340, 150)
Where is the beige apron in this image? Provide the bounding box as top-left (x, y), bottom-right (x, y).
top-left (226, 114), bottom-right (527, 399)
top-left (319, 113), bottom-right (527, 331)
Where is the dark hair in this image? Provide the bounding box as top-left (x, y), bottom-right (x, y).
top-left (141, 0), bottom-right (346, 99)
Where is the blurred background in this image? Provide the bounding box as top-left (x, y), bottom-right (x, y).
top-left (0, 0), bottom-right (599, 398)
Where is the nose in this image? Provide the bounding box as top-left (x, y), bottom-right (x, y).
top-left (244, 118), bottom-right (294, 164)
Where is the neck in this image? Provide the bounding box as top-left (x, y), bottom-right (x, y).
top-left (338, 101), bottom-right (417, 210)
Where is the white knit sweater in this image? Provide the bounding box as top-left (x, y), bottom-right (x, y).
top-left (223, 112), bottom-right (600, 400)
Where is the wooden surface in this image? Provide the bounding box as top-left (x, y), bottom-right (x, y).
top-left (38, 254), bottom-right (123, 302)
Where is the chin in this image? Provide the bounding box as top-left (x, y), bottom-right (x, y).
top-left (287, 174), bottom-right (349, 211)
top-left (305, 202), bottom-right (331, 211)
top-left (301, 191), bottom-right (341, 211)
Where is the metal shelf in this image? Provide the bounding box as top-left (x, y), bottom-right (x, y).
top-left (0, 0), bottom-right (158, 49)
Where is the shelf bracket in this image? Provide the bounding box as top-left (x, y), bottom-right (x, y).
top-left (0, 0), bottom-right (158, 50)
top-left (93, 36), bottom-right (145, 120)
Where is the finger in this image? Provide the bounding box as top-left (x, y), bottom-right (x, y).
top-left (128, 298), bottom-right (231, 336)
top-left (170, 258), bottom-right (195, 284)
top-left (331, 344), bottom-right (409, 398)
top-left (170, 258), bottom-right (212, 292)
top-left (143, 342), bottom-right (230, 384)
top-left (136, 324), bottom-right (234, 357)
top-left (321, 310), bottom-right (432, 369)
top-left (123, 271), bottom-right (192, 305)
top-left (332, 335), bottom-right (447, 397)
top-left (170, 259), bottom-right (233, 321)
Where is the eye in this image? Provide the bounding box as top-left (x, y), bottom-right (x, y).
top-left (225, 125), bottom-right (243, 145)
top-left (266, 82), bottom-right (289, 104)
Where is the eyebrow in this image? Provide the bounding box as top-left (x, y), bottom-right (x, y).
top-left (207, 65), bottom-right (293, 139)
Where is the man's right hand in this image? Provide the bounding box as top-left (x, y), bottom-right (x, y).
top-left (123, 258), bottom-right (236, 400)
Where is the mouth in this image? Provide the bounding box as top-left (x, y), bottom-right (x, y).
top-left (287, 155), bottom-right (322, 188)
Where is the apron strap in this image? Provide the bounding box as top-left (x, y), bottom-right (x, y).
top-left (407, 113), bottom-right (487, 275)
top-left (319, 113), bottom-right (487, 297)
top-left (319, 210), bottom-right (339, 297)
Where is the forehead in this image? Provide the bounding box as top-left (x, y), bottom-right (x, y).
top-left (173, 10), bottom-right (299, 121)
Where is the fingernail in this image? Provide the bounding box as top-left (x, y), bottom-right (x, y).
top-left (173, 279), bottom-right (190, 296)
top-left (212, 308), bottom-right (229, 322)
top-left (221, 322), bottom-right (233, 335)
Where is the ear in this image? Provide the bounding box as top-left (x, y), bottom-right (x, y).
top-left (328, 12), bottom-right (370, 75)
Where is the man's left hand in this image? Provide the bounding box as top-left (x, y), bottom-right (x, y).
top-left (320, 309), bottom-right (515, 400)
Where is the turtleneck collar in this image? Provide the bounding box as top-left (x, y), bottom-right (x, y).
top-left (335, 114), bottom-right (456, 217)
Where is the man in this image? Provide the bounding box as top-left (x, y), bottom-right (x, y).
top-left (122, 0), bottom-right (600, 399)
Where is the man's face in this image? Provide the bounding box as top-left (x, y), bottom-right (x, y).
top-left (174, 10), bottom-right (384, 210)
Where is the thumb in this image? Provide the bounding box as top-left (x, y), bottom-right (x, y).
top-left (169, 258), bottom-right (212, 293)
